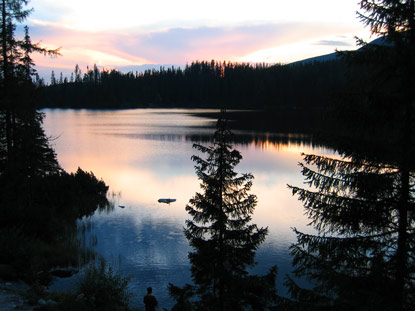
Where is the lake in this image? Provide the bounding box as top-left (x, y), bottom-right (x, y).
top-left (42, 108), bottom-right (334, 309)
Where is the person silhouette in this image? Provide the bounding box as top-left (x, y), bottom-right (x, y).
top-left (144, 287), bottom-right (158, 311)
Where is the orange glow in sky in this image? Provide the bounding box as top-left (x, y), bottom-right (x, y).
top-left (28, 0), bottom-right (374, 77)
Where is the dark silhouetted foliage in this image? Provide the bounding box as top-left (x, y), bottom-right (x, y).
top-left (39, 59), bottom-right (347, 112)
top-left (0, 0), bottom-right (109, 284)
top-left (36, 260), bottom-right (132, 311)
top-left (169, 112), bottom-right (277, 311)
top-left (282, 1), bottom-right (415, 311)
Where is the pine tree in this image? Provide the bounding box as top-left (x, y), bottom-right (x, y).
top-left (354, 2), bottom-right (415, 309)
top-left (0, 1), bottom-right (112, 285)
top-left (1, 0), bottom-right (62, 218)
top-left (74, 64), bottom-right (82, 82)
top-left (283, 1), bottom-right (415, 311)
top-left (17, 25), bottom-right (36, 80)
top-left (1, 0), bottom-right (31, 83)
top-left (50, 70), bottom-right (56, 85)
top-left (169, 112), bottom-right (277, 311)
top-left (284, 151), bottom-right (414, 311)
top-left (1, 0), bottom-right (59, 170)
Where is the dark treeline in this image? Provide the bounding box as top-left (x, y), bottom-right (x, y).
top-left (40, 59), bottom-right (347, 111)
top-left (0, 0), bottom-right (111, 289)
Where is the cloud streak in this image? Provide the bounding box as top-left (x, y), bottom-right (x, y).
top-left (313, 39), bottom-right (352, 46)
top-left (25, 0), bottom-right (375, 78)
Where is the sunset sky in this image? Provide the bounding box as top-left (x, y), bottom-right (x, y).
top-left (27, 0), bottom-right (375, 78)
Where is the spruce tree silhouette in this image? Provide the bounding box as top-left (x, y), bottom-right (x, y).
top-left (169, 110), bottom-right (277, 311)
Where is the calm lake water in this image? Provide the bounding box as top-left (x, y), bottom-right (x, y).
top-left (42, 108), bottom-right (334, 310)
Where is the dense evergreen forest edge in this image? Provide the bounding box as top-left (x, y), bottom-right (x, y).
top-left (39, 58), bottom-right (346, 124)
top-left (39, 58), bottom-right (351, 136)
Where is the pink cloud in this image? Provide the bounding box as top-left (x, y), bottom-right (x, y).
top-left (29, 21), bottom-right (359, 73)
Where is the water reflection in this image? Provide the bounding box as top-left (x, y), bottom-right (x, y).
top-left (42, 109), bottom-right (333, 308)
top-left (103, 127), bottom-right (323, 151)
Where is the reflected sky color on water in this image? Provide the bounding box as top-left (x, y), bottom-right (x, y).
top-left (42, 109), bottom-right (335, 309)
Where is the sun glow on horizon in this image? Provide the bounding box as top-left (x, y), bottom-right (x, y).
top-left (29, 0), bottom-right (373, 74)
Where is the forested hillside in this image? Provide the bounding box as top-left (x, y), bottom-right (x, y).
top-left (39, 59), bottom-right (347, 111)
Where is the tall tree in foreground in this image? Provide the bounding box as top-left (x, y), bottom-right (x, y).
top-left (283, 1), bottom-right (415, 311)
top-left (0, 0), bottom-right (111, 285)
top-left (285, 151), bottom-right (414, 311)
top-left (169, 112), bottom-right (277, 311)
top-left (352, 2), bottom-right (415, 309)
top-left (1, 0), bottom-right (59, 172)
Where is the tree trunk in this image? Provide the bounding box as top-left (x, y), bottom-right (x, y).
top-left (2, 0), bottom-right (14, 164)
top-left (395, 166), bottom-right (409, 310)
top-left (394, 92), bottom-right (413, 310)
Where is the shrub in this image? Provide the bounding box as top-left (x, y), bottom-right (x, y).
top-left (39, 260), bottom-right (133, 311)
top-left (75, 260), bottom-right (132, 311)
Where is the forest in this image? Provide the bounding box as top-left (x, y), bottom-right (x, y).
top-left (0, 0), bottom-right (115, 307)
top-left (1, 0), bottom-right (415, 311)
top-left (39, 58), bottom-right (347, 112)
